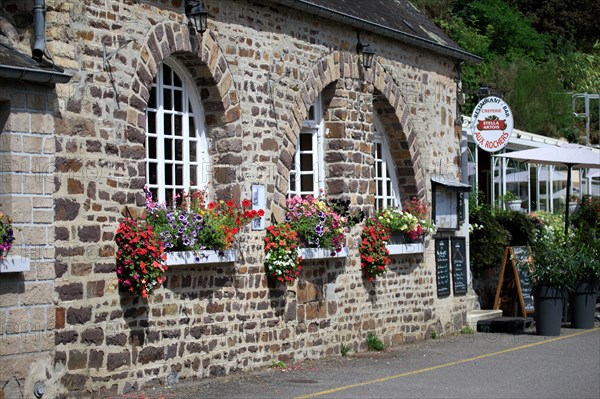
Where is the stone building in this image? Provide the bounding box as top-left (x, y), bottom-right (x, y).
top-left (0, 0), bottom-right (480, 397)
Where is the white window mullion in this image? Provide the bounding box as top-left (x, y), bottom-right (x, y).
top-left (289, 95), bottom-right (324, 198)
top-left (182, 85), bottom-right (190, 190)
top-left (374, 126), bottom-right (401, 210)
top-left (146, 59), bottom-right (208, 205)
top-left (156, 67), bottom-right (166, 203)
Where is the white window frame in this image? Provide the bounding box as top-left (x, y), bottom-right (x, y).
top-left (373, 117), bottom-right (401, 210)
top-left (145, 58), bottom-right (209, 204)
top-left (289, 95), bottom-right (325, 197)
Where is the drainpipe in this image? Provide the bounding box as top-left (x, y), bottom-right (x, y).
top-left (32, 0), bottom-right (45, 61)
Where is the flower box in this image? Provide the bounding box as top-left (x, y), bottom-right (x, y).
top-left (387, 233), bottom-right (425, 254)
top-left (165, 250), bottom-right (238, 266)
top-left (386, 243), bottom-right (425, 255)
top-left (299, 246), bottom-right (349, 260)
top-left (0, 256), bottom-right (30, 273)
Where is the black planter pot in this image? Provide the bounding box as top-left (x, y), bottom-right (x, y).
top-left (534, 285), bottom-right (564, 336)
top-left (570, 282), bottom-right (598, 329)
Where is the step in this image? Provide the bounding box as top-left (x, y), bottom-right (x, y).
top-left (477, 317), bottom-right (534, 334)
top-left (466, 310), bottom-right (503, 329)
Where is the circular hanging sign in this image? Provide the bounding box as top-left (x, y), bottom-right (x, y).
top-left (471, 96), bottom-right (513, 152)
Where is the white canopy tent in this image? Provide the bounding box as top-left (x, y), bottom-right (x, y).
top-left (497, 143), bottom-right (600, 233)
top-left (493, 169), bottom-right (569, 183)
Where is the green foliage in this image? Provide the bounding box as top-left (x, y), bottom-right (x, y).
top-left (498, 192), bottom-right (518, 202)
top-left (571, 195), bottom-right (600, 238)
top-left (461, 326), bottom-right (475, 334)
top-left (569, 196), bottom-right (600, 282)
top-left (458, 0), bottom-right (551, 62)
top-left (366, 333), bottom-right (386, 352)
top-left (526, 228), bottom-right (573, 287)
top-left (554, 44), bottom-right (600, 93)
top-left (430, 330), bottom-right (437, 339)
top-left (509, 0), bottom-right (600, 51)
top-left (412, 0), bottom-right (599, 142)
top-left (494, 209), bottom-right (537, 246)
top-left (469, 204), bottom-right (510, 277)
top-left (504, 62), bottom-right (575, 137)
top-left (340, 343), bottom-right (352, 357)
top-left (270, 360), bottom-right (286, 369)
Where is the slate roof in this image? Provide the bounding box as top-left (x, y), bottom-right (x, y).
top-left (275, 0), bottom-right (481, 62)
top-left (0, 42), bottom-right (72, 83)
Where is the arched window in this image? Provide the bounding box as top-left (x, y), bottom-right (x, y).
top-left (145, 59), bottom-right (209, 204)
top-left (289, 95), bottom-right (325, 197)
top-left (373, 117), bottom-right (401, 210)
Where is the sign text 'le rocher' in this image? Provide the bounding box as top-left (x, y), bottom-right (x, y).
top-left (471, 96), bottom-right (513, 152)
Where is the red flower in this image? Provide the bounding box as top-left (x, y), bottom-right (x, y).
top-left (359, 217), bottom-right (391, 281)
top-left (242, 199), bottom-right (251, 208)
top-left (115, 218), bottom-right (167, 298)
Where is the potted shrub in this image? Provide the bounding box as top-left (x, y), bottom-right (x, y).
top-left (567, 243), bottom-right (599, 328)
top-left (525, 227), bottom-right (571, 336)
top-left (500, 191), bottom-right (521, 211)
top-left (569, 198), bottom-right (600, 328)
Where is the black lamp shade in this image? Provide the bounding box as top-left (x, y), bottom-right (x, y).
top-left (362, 47), bottom-right (375, 70)
top-left (185, 2), bottom-right (208, 34)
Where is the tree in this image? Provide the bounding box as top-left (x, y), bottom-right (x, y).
top-left (413, 0), bottom-right (598, 140)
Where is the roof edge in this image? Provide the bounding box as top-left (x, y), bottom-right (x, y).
top-left (0, 64), bottom-right (73, 84)
top-left (274, 0), bottom-right (482, 63)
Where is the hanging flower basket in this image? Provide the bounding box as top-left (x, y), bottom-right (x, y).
top-left (264, 195), bottom-right (353, 283)
top-left (115, 218), bottom-right (167, 298)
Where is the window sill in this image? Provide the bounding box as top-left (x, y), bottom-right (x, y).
top-left (386, 243), bottom-right (425, 255)
top-left (0, 256), bottom-right (31, 273)
top-left (165, 250), bottom-right (237, 266)
top-left (299, 247), bottom-right (349, 260)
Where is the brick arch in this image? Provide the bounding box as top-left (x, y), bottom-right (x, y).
top-left (126, 22), bottom-right (243, 200)
top-left (274, 51), bottom-right (424, 213)
top-left (372, 93), bottom-right (423, 201)
top-left (371, 67), bottom-right (424, 200)
top-left (272, 52), bottom-right (349, 214)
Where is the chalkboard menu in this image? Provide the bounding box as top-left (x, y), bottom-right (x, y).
top-left (493, 246), bottom-right (534, 317)
top-left (435, 238), bottom-right (451, 297)
top-left (513, 246), bottom-right (534, 314)
top-left (451, 238), bottom-right (467, 295)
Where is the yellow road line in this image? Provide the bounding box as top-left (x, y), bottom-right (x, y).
top-left (294, 328), bottom-right (600, 399)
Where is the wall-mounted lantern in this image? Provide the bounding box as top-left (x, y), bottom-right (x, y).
top-left (185, 0), bottom-right (208, 35)
top-left (356, 31), bottom-right (375, 70)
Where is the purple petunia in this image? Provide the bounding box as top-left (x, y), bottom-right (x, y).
top-left (315, 223), bottom-right (324, 237)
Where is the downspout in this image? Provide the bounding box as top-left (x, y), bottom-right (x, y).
top-left (32, 0), bottom-right (45, 61)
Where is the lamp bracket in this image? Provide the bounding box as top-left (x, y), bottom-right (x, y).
top-left (356, 30), bottom-right (364, 54)
top-left (103, 39), bottom-right (135, 71)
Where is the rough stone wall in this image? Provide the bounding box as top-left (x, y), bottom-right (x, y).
top-left (0, 0), bottom-right (476, 397)
top-left (0, 81), bottom-right (58, 398)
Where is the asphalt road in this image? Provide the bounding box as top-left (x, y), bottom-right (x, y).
top-left (111, 325), bottom-right (600, 399)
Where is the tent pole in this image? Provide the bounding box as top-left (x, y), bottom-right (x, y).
top-left (565, 166), bottom-right (572, 235)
